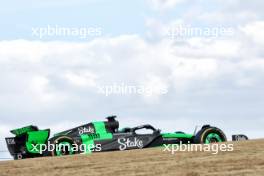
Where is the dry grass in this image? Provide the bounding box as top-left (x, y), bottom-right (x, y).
top-left (0, 139), bottom-right (264, 176)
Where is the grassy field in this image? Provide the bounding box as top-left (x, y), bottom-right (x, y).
top-left (0, 139), bottom-right (264, 176)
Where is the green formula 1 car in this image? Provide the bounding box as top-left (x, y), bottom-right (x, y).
top-left (5, 116), bottom-right (227, 160)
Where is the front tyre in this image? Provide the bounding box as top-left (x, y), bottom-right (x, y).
top-left (194, 126), bottom-right (227, 144)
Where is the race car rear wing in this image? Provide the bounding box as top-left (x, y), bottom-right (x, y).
top-left (10, 125), bottom-right (39, 136)
top-left (6, 126), bottom-right (50, 159)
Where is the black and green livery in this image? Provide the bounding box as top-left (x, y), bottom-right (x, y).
top-left (5, 116), bottom-right (227, 160)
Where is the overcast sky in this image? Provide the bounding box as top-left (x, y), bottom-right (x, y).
top-left (0, 0), bottom-right (264, 159)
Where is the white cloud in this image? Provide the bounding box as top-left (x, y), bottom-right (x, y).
top-left (0, 34), bottom-right (262, 101)
top-left (145, 19), bottom-right (239, 59)
top-left (1, 0), bottom-right (96, 12)
top-left (65, 71), bottom-right (98, 87)
top-left (196, 11), bottom-right (257, 25)
top-left (240, 21), bottom-right (264, 45)
top-left (176, 38), bottom-right (240, 59)
top-left (29, 76), bottom-right (55, 102)
top-left (146, 0), bottom-right (187, 11)
top-left (139, 74), bottom-right (169, 102)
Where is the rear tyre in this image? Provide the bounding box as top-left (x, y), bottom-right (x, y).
top-left (194, 126), bottom-right (227, 144)
top-left (50, 136), bottom-right (76, 156)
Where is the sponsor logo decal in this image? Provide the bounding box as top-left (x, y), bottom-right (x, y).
top-left (78, 126), bottom-right (94, 135)
top-left (118, 137), bottom-right (144, 150)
